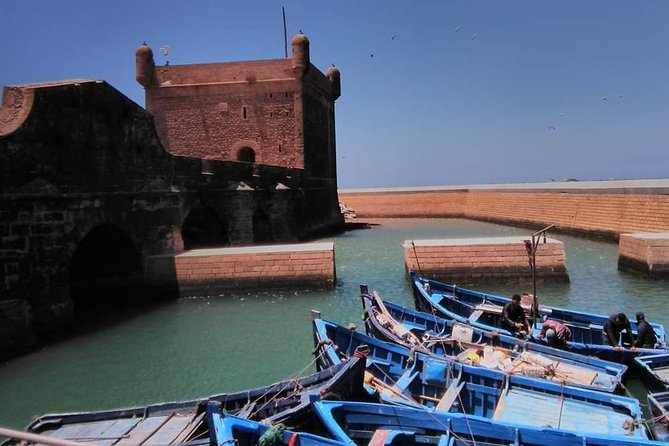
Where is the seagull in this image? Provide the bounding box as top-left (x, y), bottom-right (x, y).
top-left (471, 33), bottom-right (479, 40)
top-left (601, 96), bottom-right (607, 101)
top-left (391, 35), bottom-right (397, 40)
top-left (617, 94), bottom-right (623, 99)
top-left (545, 126), bottom-right (557, 131)
top-left (557, 112), bottom-right (565, 116)
top-left (454, 25), bottom-right (462, 33)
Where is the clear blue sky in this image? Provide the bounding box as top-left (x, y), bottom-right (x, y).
top-left (2, 1), bottom-right (668, 188)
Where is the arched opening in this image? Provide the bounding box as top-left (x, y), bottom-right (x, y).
top-left (253, 209), bottom-right (273, 244)
top-left (69, 225), bottom-right (144, 317)
top-left (182, 207), bottom-right (229, 249)
top-left (236, 147), bottom-right (256, 163)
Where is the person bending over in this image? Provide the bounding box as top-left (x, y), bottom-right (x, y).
top-left (603, 313), bottom-right (632, 349)
top-left (539, 319), bottom-right (571, 348)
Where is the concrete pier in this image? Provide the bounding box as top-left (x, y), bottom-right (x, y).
top-left (618, 233), bottom-right (669, 278)
top-left (175, 242), bottom-right (335, 295)
top-left (403, 237), bottom-right (569, 284)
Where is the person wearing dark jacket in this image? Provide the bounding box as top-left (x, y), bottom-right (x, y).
top-left (501, 294), bottom-right (531, 335)
top-left (634, 312), bottom-right (657, 348)
top-left (602, 313), bottom-right (632, 347)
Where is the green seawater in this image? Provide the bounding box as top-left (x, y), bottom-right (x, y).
top-left (0, 218), bottom-right (667, 428)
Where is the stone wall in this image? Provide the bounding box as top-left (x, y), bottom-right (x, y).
top-left (619, 233), bottom-right (669, 278)
top-left (175, 242), bottom-right (335, 295)
top-left (403, 237), bottom-right (568, 284)
top-left (339, 182), bottom-right (669, 239)
top-left (146, 60), bottom-right (301, 166)
top-left (0, 79), bottom-right (343, 360)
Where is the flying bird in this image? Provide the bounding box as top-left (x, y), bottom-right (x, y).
top-left (545, 126), bottom-right (557, 131)
top-left (370, 53), bottom-right (374, 58)
top-left (601, 96), bottom-right (607, 101)
top-left (391, 35), bottom-right (397, 40)
top-left (454, 25), bottom-right (462, 33)
top-left (470, 33), bottom-right (479, 40)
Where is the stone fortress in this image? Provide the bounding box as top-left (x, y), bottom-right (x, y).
top-left (0, 33), bottom-right (343, 359)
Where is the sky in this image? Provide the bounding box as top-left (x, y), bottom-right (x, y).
top-left (2, 1), bottom-right (668, 188)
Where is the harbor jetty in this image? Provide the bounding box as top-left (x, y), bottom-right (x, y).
top-left (174, 242), bottom-right (336, 295)
top-left (403, 236), bottom-right (568, 284)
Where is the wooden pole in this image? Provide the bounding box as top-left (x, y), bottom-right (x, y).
top-left (0, 427), bottom-right (99, 446)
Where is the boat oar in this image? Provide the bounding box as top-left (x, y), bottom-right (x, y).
top-left (0, 427), bottom-right (99, 446)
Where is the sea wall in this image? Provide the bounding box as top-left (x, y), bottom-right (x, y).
top-left (174, 242), bottom-right (335, 295)
top-left (339, 180), bottom-right (669, 239)
top-left (403, 237), bottom-right (568, 284)
top-left (618, 233), bottom-right (669, 278)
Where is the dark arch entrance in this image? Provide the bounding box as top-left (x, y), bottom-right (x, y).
top-left (236, 147), bottom-right (256, 163)
top-left (253, 209), bottom-right (273, 243)
top-left (69, 225), bottom-right (144, 316)
top-left (182, 207), bottom-right (229, 249)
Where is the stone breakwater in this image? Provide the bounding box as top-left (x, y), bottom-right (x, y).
top-left (340, 179), bottom-right (669, 279)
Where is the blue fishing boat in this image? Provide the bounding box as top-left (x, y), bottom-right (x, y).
top-left (313, 400), bottom-right (663, 446)
top-left (410, 272), bottom-right (668, 363)
top-left (7, 359), bottom-right (367, 446)
top-left (635, 353), bottom-right (669, 391)
top-left (207, 402), bottom-right (347, 446)
top-left (360, 287), bottom-right (627, 393)
top-left (647, 391), bottom-right (669, 442)
top-left (311, 313), bottom-right (648, 439)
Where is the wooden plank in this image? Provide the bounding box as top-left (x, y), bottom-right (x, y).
top-left (171, 413), bottom-right (206, 445)
top-left (436, 382), bottom-right (464, 412)
top-left (114, 416), bottom-right (170, 446)
top-left (367, 429), bottom-right (390, 446)
top-left (143, 415), bottom-right (193, 446)
top-left (50, 420), bottom-right (118, 441)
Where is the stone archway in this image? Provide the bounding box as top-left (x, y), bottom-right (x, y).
top-left (236, 147), bottom-right (256, 163)
top-left (69, 225), bottom-right (143, 316)
top-left (253, 208), bottom-right (273, 243)
top-left (181, 207), bottom-right (229, 249)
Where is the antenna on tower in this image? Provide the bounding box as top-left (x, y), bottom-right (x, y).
top-left (282, 6), bottom-right (288, 58)
top-left (159, 45), bottom-right (170, 66)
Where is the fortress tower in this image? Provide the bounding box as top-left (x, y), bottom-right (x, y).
top-left (135, 33), bottom-right (341, 181)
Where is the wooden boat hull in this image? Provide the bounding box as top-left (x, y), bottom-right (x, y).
top-left (360, 289), bottom-right (627, 393)
top-left (647, 391), bottom-right (669, 442)
top-left (410, 272), bottom-right (668, 363)
top-left (9, 359), bottom-right (367, 446)
top-left (311, 315), bottom-right (648, 439)
top-left (634, 353), bottom-right (669, 391)
top-left (314, 400), bottom-right (661, 446)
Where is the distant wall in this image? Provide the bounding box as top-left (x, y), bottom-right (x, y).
top-left (339, 182), bottom-right (669, 239)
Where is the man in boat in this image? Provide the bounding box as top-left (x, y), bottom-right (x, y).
top-left (538, 319), bottom-right (571, 348)
top-left (634, 312), bottom-right (658, 349)
top-left (602, 313), bottom-right (632, 348)
top-left (501, 294), bottom-right (531, 336)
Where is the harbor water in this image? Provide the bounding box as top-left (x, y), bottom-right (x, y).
top-left (0, 218), bottom-right (667, 429)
